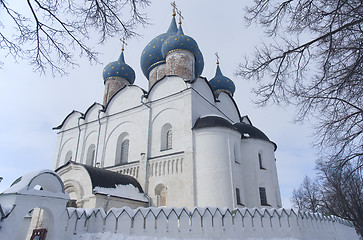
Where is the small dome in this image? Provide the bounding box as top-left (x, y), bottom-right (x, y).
top-left (103, 51), bottom-right (135, 84)
top-left (161, 25), bottom-right (204, 77)
top-left (209, 64), bottom-right (235, 96)
top-left (140, 16), bottom-right (178, 79)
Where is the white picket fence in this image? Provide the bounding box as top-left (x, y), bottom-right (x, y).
top-left (61, 207), bottom-right (358, 239)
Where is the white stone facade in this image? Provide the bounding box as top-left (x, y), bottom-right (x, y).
top-left (53, 71), bottom-right (282, 210)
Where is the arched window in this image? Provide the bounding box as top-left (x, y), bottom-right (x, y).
top-left (161, 123), bottom-right (172, 151)
top-left (166, 130), bottom-right (172, 149)
top-left (65, 151), bottom-right (72, 163)
top-left (115, 132), bottom-right (129, 165)
top-left (155, 183), bottom-right (167, 207)
top-left (120, 139), bottom-right (129, 164)
top-left (86, 144), bottom-right (96, 166)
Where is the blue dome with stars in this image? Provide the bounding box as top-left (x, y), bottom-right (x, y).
top-left (103, 50), bottom-right (135, 84)
top-left (140, 16), bottom-right (178, 80)
top-left (209, 64), bottom-right (235, 96)
top-left (161, 25), bottom-right (204, 77)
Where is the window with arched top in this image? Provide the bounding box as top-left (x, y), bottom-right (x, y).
top-left (166, 130), bottom-right (172, 149)
top-left (155, 183), bottom-right (167, 207)
top-left (86, 144), bottom-right (96, 166)
top-left (115, 133), bottom-right (129, 165)
top-left (161, 123), bottom-right (172, 151)
top-left (120, 139), bottom-right (129, 164)
top-left (65, 151), bottom-right (72, 163)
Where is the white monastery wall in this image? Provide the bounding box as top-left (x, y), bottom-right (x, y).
top-left (56, 207), bottom-right (358, 240)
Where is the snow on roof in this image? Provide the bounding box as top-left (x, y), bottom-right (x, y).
top-left (0, 170), bottom-right (68, 199)
top-left (93, 184), bottom-right (148, 202)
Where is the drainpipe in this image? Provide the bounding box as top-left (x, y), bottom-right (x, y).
top-left (144, 194), bottom-right (151, 207)
top-left (74, 116), bottom-right (82, 162)
top-left (140, 95), bottom-right (152, 195)
top-left (95, 109), bottom-right (102, 167)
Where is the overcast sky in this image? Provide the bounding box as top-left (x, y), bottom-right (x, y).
top-left (0, 0), bottom-right (318, 207)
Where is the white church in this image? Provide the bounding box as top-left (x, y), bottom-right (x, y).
top-left (52, 10), bottom-right (281, 211)
top-left (0, 6), bottom-right (358, 240)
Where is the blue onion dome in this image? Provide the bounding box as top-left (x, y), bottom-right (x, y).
top-left (161, 24), bottom-right (204, 77)
top-left (209, 62), bottom-right (235, 96)
top-left (103, 50), bottom-right (135, 84)
top-left (140, 16), bottom-right (178, 79)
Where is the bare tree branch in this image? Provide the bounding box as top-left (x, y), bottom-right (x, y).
top-left (239, 0), bottom-right (363, 170)
top-left (0, 0), bottom-right (150, 75)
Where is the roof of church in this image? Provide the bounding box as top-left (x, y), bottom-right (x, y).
top-left (193, 115), bottom-right (234, 130)
top-left (140, 15), bottom-right (204, 80)
top-left (56, 161), bottom-right (144, 193)
top-left (140, 16), bottom-right (178, 79)
top-left (193, 115), bottom-right (277, 150)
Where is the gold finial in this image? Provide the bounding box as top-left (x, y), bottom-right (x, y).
top-left (215, 52), bottom-right (220, 65)
top-left (177, 10), bottom-right (183, 25)
top-left (120, 38), bottom-right (127, 52)
top-left (171, 1), bottom-right (177, 16)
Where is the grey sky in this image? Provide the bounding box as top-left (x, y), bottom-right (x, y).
top-left (0, 0), bottom-right (317, 207)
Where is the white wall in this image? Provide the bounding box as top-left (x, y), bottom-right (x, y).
top-left (60, 207), bottom-right (359, 240)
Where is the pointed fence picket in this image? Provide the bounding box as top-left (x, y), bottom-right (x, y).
top-left (61, 207), bottom-right (358, 240)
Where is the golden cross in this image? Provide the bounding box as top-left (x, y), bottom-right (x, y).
top-left (120, 38), bottom-right (127, 51)
top-left (215, 52), bottom-right (220, 65)
top-left (177, 10), bottom-right (184, 25)
top-left (171, 1), bottom-right (177, 16)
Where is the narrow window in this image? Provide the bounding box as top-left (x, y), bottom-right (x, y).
top-left (166, 130), bottom-right (172, 149)
top-left (120, 139), bottom-right (129, 164)
top-left (86, 144), bottom-right (96, 166)
top-left (234, 146), bottom-right (240, 163)
top-left (65, 151), bottom-right (72, 163)
top-left (259, 187), bottom-right (268, 205)
top-left (161, 123), bottom-right (172, 151)
top-left (236, 188), bottom-right (243, 205)
top-left (258, 153), bottom-right (265, 169)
